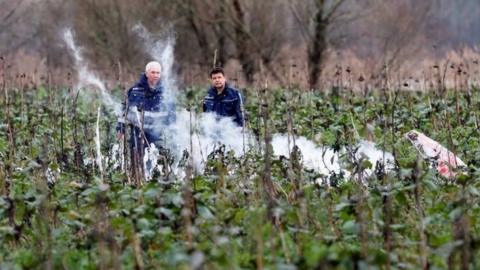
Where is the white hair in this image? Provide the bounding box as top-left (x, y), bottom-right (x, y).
top-left (145, 61), bottom-right (162, 72)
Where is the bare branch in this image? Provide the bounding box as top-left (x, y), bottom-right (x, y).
top-left (288, 1), bottom-right (312, 42)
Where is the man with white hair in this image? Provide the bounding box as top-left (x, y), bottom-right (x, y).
top-left (116, 61), bottom-right (175, 172)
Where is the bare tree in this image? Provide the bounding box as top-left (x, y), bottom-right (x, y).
top-left (36, 0), bottom-right (71, 69)
top-left (0, 0), bottom-right (39, 55)
top-left (2, 0), bottom-right (478, 88)
top-left (175, 0), bottom-right (228, 68)
top-left (173, 0), bottom-right (288, 84)
top-left (73, 0), bottom-right (145, 73)
top-left (370, 1), bottom-right (433, 71)
top-left (290, 0), bottom-right (353, 89)
top-left (0, 0), bottom-right (25, 35)
top-left (227, 0), bottom-right (288, 84)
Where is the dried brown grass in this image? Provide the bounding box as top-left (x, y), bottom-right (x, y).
top-left (2, 46), bottom-right (479, 91)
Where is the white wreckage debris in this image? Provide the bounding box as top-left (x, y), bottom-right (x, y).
top-left (45, 166), bottom-right (61, 185)
top-left (105, 135), bottom-right (395, 184)
top-left (405, 130), bottom-right (466, 178)
top-left (109, 143), bottom-right (168, 181)
top-left (272, 135), bottom-right (395, 184)
top-left (143, 144), bottom-right (164, 181)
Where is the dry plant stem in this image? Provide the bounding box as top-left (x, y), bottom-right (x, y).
top-left (133, 232), bottom-right (144, 270)
top-left (255, 223), bottom-right (264, 270)
top-left (139, 109), bottom-right (147, 185)
top-left (326, 188), bottom-right (340, 238)
top-left (215, 149), bottom-right (226, 198)
top-left (0, 162), bottom-right (5, 196)
top-left (309, 89), bottom-right (315, 139)
top-left (37, 172), bottom-right (54, 270)
top-left (449, 184), bottom-right (472, 270)
top-left (3, 85), bottom-right (14, 197)
top-left (459, 184), bottom-right (472, 270)
top-left (72, 91), bottom-right (83, 174)
top-left (121, 94), bottom-right (129, 180)
top-left (0, 57), bottom-right (5, 92)
top-left (454, 71), bottom-right (462, 125)
top-left (260, 88), bottom-right (278, 225)
top-left (441, 61), bottom-right (449, 95)
top-left (381, 76), bottom-right (393, 270)
top-left (182, 110), bottom-right (195, 250)
top-left (60, 100), bottom-right (65, 165)
top-left (355, 185), bottom-right (368, 260)
top-left (285, 91), bottom-right (296, 192)
top-left (95, 195), bottom-right (109, 270)
top-left (285, 91), bottom-right (307, 228)
top-left (255, 88), bottom-right (263, 154)
top-left (240, 90), bottom-right (246, 157)
top-left (476, 105), bottom-right (480, 137)
top-left (426, 95), bottom-right (438, 131)
top-left (96, 107), bottom-right (104, 183)
top-left (413, 157), bottom-right (428, 269)
top-left (212, 49), bottom-right (217, 68)
top-left (458, 215), bottom-right (472, 270)
top-left (131, 108), bottom-right (146, 186)
top-left (132, 136), bottom-right (142, 186)
top-left (382, 187), bottom-right (393, 270)
top-left (279, 225), bottom-right (291, 263)
top-left (84, 117), bottom-right (96, 177)
top-left (442, 93), bottom-right (458, 176)
top-left (390, 89), bottom-right (401, 171)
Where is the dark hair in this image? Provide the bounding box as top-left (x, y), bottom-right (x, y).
top-left (209, 67), bottom-right (225, 78)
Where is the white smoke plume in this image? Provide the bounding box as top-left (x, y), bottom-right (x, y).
top-left (132, 24), bottom-right (177, 105)
top-left (63, 29), bottom-right (122, 116)
top-left (272, 135), bottom-right (341, 175)
top-left (162, 111), bottom-right (250, 172)
top-left (131, 24), bottom-right (254, 174)
top-left (63, 26), bottom-right (395, 184)
top-left (272, 135), bottom-right (395, 181)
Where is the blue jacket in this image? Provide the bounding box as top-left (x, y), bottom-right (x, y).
top-left (117, 73), bottom-right (175, 142)
top-left (203, 84), bottom-right (244, 127)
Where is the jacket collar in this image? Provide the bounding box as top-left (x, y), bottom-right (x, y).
top-left (139, 73), bottom-right (163, 92)
top-left (208, 83), bottom-right (230, 96)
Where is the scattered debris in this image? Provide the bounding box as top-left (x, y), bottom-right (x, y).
top-left (405, 130), bottom-right (466, 178)
top-left (272, 135), bottom-right (395, 184)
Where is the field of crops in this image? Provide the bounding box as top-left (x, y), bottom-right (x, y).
top-left (1, 84), bottom-right (480, 269)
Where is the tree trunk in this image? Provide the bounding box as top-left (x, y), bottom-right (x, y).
top-left (232, 0), bottom-right (256, 84)
top-left (308, 0), bottom-right (328, 90)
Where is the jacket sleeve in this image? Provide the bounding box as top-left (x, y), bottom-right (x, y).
top-left (202, 96), bottom-right (208, 112)
top-left (234, 91), bottom-right (245, 127)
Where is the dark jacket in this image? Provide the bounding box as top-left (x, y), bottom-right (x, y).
top-left (117, 73), bottom-right (175, 143)
top-left (203, 84), bottom-right (244, 127)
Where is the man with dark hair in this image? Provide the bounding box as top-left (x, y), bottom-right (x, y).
top-left (203, 67), bottom-right (244, 127)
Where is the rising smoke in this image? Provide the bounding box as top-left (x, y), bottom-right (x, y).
top-left (63, 29), bottom-right (122, 116)
top-left (64, 26), bottom-right (394, 182)
top-left (132, 24), bottom-right (177, 105)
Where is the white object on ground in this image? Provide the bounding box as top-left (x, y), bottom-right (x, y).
top-left (405, 130), bottom-right (466, 178)
top-left (272, 135), bottom-right (395, 184)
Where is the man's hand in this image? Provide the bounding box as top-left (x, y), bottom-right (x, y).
top-left (117, 132), bottom-right (124, 141)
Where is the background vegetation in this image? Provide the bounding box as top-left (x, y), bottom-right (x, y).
top-left (1, 0), bottom-right (480, 269)
top-left (1, 0), bottom-right (480, 88)
top-left (0, 81), bottom-right (479, 269)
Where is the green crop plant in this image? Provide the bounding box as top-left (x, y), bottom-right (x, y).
top-left (0, 84), bottom-right (479, 269)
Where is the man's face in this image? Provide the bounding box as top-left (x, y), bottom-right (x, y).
top-left (146, 65), bottom-right (161, 86)
top-left (211, 72), bottom-right (226, 91)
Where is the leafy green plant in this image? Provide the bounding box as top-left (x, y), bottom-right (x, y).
top-left (0, 85), bottom-right (479, 269)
